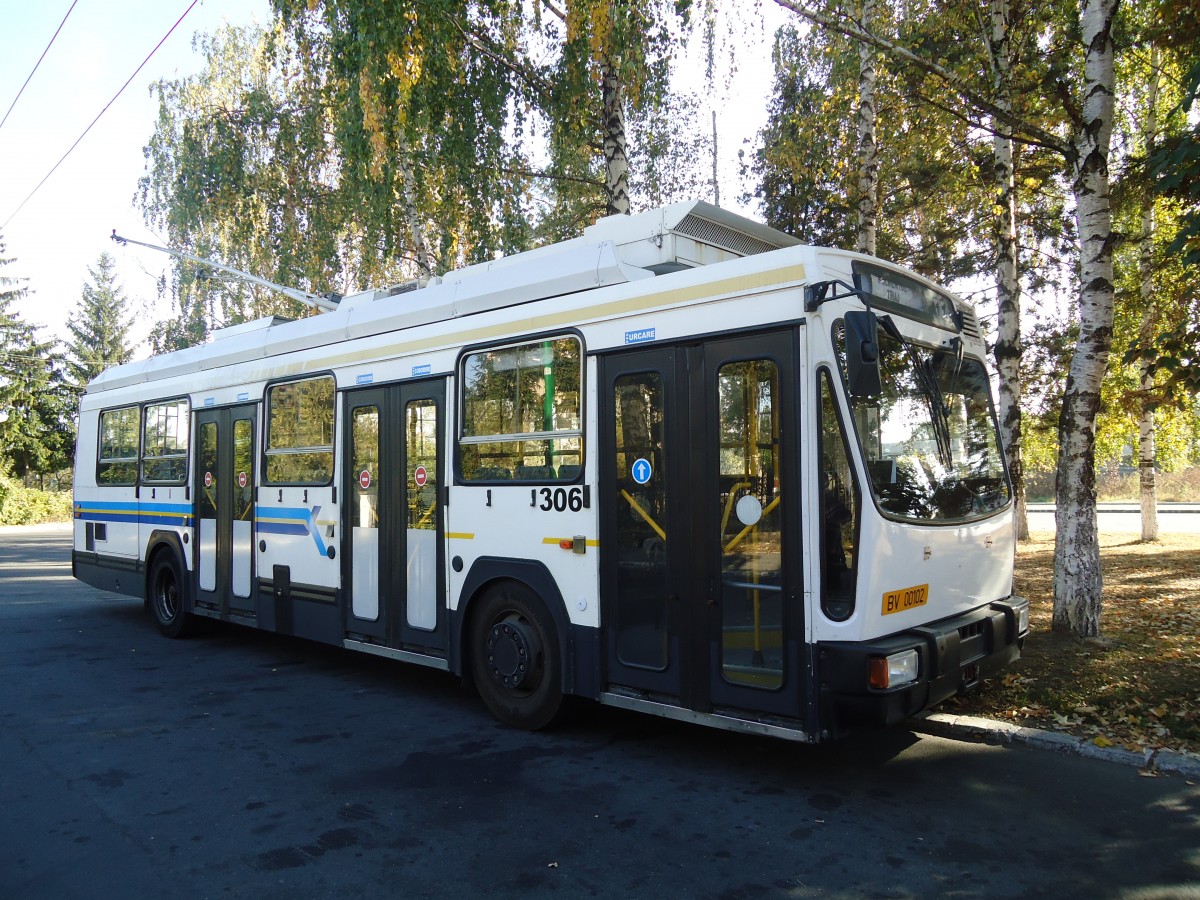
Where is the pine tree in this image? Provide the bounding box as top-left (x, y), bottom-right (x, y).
top-left (67, 252), bottom-right (135, 387)
top-left (0, 233), bottom-right (76, 481)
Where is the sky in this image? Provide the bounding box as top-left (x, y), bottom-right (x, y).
top-left (0, 0), bottom-right (787, 361)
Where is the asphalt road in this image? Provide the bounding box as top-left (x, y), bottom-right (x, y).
top-left (2, 528), bottom-right (1199, 899)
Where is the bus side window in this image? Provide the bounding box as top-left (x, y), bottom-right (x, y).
top-left (818, 369), bottom-right (859, 621)
top-left (459, 336), bottom-right (582, 482)
top-left (142, 399), bottom-right (190, 484)
top-left (264, 375), bottom-right (335, 485)
top-left (97, 406), bottom-right (139, 485)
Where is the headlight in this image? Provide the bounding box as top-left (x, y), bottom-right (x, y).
top-left (1015, 600), bottom-right (1030, 637)
top-left (868, 649), bottom-right (919, 690)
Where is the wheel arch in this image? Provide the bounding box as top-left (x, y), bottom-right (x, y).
top-left (454, 557), bottom-right (575, 696)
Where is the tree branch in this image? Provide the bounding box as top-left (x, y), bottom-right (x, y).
top-left (496, 166), bottom-right (605, 188)
top-left (540, 0), bottom-right (567, 24)
top-left (771, 0), bottom-right (1072, 158)
top-left (448, 16), bottom-right (554, 101)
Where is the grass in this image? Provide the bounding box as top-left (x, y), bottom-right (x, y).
top-left (946, 532), bottom-right (1200, 756)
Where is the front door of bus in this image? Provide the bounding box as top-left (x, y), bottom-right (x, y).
top-left (343, 381), bottom-right (446, 654)
top-left (195, 404), bottom-right (258, 616)
top-left (600, 330), bottom-right (802, 718)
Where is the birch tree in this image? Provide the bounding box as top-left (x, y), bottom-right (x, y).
top-left (751, 18), bottom-right (986, 283)
top-left (1135, 53), bottom-right (1160, 542)
top-left (771, 0), bottom-right (1122, 638)
top-left (1050, 0), bottom-right (1119, 638)
top-left (986, 0), bottom-right (1029, 542)
top-left (855, 0), bottom-right (880, 255)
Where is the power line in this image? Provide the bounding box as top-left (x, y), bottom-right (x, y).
top-left (0, 0), bottom-right (80, 135)
top-left (1, 0), bottom-right (200, 231)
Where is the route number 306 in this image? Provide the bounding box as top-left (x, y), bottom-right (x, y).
top-left (530, 487), bottom-right (590, 512)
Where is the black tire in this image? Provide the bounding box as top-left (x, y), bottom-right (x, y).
top-left (469, 581), bottom-right (564, 731)
top-left (148, 551), bottom-right (195, 639)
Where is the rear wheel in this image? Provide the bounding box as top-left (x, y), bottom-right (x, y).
top-left (470, 581), bottom-right (564, 730)
top-left (149, 551), bottom-right (195, 639)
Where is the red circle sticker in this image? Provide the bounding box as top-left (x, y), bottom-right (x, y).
top-left (359, 470), bottom-right (372, 490)
top-left (204, 471), bottom-right (213, 488)
top-left (238, 471), bottom-right (248, 488)
top-left (414, 466), bottom-right (428, 487)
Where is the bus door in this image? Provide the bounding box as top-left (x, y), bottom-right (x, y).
top-left (600, 330), bottom-right (803, 719)
top-left (343, 381), bottom-right (446, 653)
top-left (195, 404), bottom-right (258, 616)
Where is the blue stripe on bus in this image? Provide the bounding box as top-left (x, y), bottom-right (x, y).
top-left (255, 505), bottom-right (328, 556)
top-left (74, 501), bottom-right (195, 527)
top-left (73, 501), bottom-right (330, 557)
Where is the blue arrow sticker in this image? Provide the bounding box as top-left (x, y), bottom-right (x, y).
top-left (631, 457), bottom-right (652, 485)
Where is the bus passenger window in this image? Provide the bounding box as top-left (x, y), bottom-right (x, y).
top-left (819, 370), bottom-right (859, 620)
top-left (459, 336), bottom-right (582, 482)
top-left (142, 399), bottom-right (189, 483)
top-left (97, 406), bottom-right (139, 485)
top-left (265, 375), bottom-right (335, 484)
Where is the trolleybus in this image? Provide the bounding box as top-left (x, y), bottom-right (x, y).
top-left (73, 201), bottom-right (1028, 741)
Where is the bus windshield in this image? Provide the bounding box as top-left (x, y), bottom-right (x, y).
top-left (839, 320), bottom-right (1010, 522)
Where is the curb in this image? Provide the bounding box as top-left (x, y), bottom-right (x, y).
top-left (913, 712), bottom-right (1200, 778)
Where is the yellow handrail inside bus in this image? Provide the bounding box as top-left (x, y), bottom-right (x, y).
top-left (723, 494), bottom-right (780, 554)
top-left (620, 488), bottom-right (666, 541)
top-left (720, 482), bottom-right (752, 535)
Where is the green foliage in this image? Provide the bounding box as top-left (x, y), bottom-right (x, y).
top-left (140, 24), bottom-right (342, 342)
top-left (0, 233), bottom-right (75, 479)
top-left (1141, 60), bottom-right (1200, 396)
top-left (139, 6), bottom-right (698, 345)
top-left (748, 14), bottom-right (995, 286)
top-left (66, 252), bottom-right (135, 388)
top-left (0, 460), bottom-right (72, 524)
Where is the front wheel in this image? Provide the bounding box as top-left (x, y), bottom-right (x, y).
top-left (148, 552), bottom-right (195, 639)
top-left (469, 582), bottom-right (564, 731)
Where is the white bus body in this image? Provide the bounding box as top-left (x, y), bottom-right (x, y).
top-left (73, 201), bottom-right (1027, 741)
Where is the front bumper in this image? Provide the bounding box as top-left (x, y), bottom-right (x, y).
top-left (817, 596), bottom-right (1029, 738)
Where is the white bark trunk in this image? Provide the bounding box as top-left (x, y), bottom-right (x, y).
top-left (602, 60), bottom-right (630, 217)
top-left (396, 129), bottom-right (434, 277)
top-left (1052, 0), bottom-right (1118, 639)
top-left (1138, 54), bottom-right (1159, 543)
top-left (855, 0), bottom-right (880, 256)
top-left (989, 0), bottom-right (1028, 543)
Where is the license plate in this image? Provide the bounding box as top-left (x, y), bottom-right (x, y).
top-left (882, 584), bottom-right (929, 615)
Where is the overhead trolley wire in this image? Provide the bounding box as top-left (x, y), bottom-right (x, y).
top-left (0, 0), bottom-right (80, 135)
top-left (1, 0), bottom-right (200, 231)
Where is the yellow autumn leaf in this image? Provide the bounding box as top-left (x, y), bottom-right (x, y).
top-left (1092, 735), bottom-right (1114, 748)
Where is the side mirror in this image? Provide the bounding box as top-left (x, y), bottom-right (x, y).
top-left (844, 310), bottom-right (882, 398)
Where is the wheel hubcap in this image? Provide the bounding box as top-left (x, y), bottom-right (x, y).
top-left (157, 574), bottom-right (177, 620)
top-left (486, 614), bottom-right (540, 690)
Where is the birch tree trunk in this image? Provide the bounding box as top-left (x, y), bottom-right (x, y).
top-left (1052, 0), bottom-right (1119, 638)
top-left (1138, 55), bottom-right (1160, 543)
top-left (989, 0), bottom-right (1029, 543)
top-left (602, 59), bottom-right (631, 217)
top-left (397, 130), bottom-right (434, 278)
top-left (855, 0), bottom-right (880, 256)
